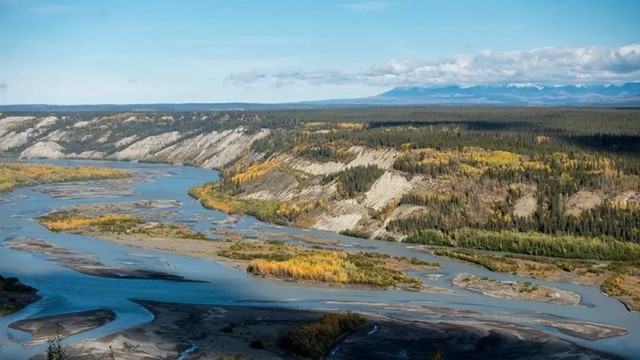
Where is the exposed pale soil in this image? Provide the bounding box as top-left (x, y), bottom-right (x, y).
top-left (565, 190), bottom-right (603, 217)
top-left (9, 309), bottom-right (115, 345)
top-left (19, 141), bottom-right (65, 159)
top-left (50, 301), bottom-right (624, 360)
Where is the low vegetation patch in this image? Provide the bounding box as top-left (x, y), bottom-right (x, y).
top-left (37, 213), bottom-right (207, 239)
top-left (453, 273), bottom-right (580, 305)
top-left (37, 213), bottom-right (144, 232)
top-left (281, 312), bottom-right (367, 360)
top-left (219, 241), bottom-right (437, 289)
top-left (230, 160), bottom-right (280, 183)
top-left (0, 161), bottom-right (130, 194)
top-left (131, 223), bottom-right (208, 240)
top-left (428, 246), bottom-right (640, 309)
top-left (433, 248), bottom-right (609, 279)
top-left (433, 248), bottom-right (520, 274)
top-left (339, 228), bottom-right (372, 239)
top-left (601, 261), bottom-right (640, 311)
top-left (189, 182), bottom-right (285, 224)
top-left (374, 234), bottom-right (397, 242)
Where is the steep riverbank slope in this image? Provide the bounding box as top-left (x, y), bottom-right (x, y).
top-left (2, 111), bottom-right (638, 242)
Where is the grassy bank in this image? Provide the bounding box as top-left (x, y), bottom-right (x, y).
top-left (601, 262), bottom-right (640, 311)
top-left (188, 182), bottom-right (285, 224)
top-left (0, 161), bottom-right (130, 194)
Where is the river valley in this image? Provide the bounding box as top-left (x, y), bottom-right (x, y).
top-left (1, 159), bottom-right (639, 359)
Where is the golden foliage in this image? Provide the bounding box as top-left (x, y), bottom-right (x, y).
top-left (410, 147), bottom-right (521, 173)
top-left (189, 182), bottom-right (283, 223)
top-left (375, 200), bottom-right (399, 221)
top-left (303, 121), bottom-right (327, 128)
top-left (459, 147), bottom-right (521, 167)
top-left (489, 209), bottom-right (513, 224)
top-left (522, 160), bottom-right (550, 171)
top-left (277, 197), bottom-right (325, 219)
top-left (39, 214), bottom-right (142, 232)
top-left (223, 241), bottom-right (431, 289)
top-left (403, 146), bottom-right (625, 182)
top-left (337, 122), bottom-right (364, 130)
top-left (203, 198), bottom-right (235, 213)
top-left (249, 252), bottom-right (351, 283)
top-left (189, 182), bottom-right (240, 213)
top-left (547, 152), bottom-right (619, 175)
top-left (535, 135), bottom-right (550, 144)
top-left (0, 162), bottom-right (130, 194)
top-left (230, 161), bottom-right (280, 183)
top-left (608, 201), bottom-right (640, 211)
top-left (302, 121), bottom-right (364, 130)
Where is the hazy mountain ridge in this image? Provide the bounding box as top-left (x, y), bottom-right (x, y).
top-left (377, 83), bottom-right (640, 105)
top-left (1, 83), bottom-right (638, 112)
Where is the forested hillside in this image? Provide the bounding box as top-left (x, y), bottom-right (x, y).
top-left (2, 108), bottom-right (639, 246)
top-left (185, 108), bottom-right (639, 244)
top-left (186, 107), bottom-right (640, 308)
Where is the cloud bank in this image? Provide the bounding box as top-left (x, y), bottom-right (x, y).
top-left (226, 44), bottom-right (640, 87)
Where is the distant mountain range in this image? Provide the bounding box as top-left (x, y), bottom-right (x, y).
top-left (372, 83), bottom-right (640, 106)
top-left (1, 83), bottom-right (638, 112)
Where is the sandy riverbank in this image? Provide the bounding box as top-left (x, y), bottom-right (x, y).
top-left (9, 309), bottom-right (115, 345)
top-left (45, 300), bottom-right (624, 360)
top-left (453, 273), bottom-right (581, 305)
top-left (324, 300), bottom-right (628, 341)
top-left (4, 237), bottom-right (200, 282)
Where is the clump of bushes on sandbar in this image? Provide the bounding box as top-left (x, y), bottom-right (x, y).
top-left (281, 312), bottom-right (367, 360)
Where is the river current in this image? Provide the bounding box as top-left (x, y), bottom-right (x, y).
top-left (0, 160), bottom-right (639, 359)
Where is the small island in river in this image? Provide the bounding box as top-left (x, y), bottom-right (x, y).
top-left (35, 209), bottom-right (443, 291)
top-left (453, 273), bottom-right (581, 305)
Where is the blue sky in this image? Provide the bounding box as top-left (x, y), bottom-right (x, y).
top-left (1, 0), bottom-right (639, 104)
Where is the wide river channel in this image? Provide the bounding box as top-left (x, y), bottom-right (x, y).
top-left (0, 159), bottom-right (639, 359)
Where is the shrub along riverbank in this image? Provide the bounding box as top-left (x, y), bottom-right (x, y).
top-left (36, 213), bottom-right (207, 240)
top-left (281, 312), bottom-right (367, 360)
top-left (221, 241), bottom-right (438, 290)
top-left (0, 161), bottom-right (130, 194)
top-left (188, 182), bottom-right (285, 224)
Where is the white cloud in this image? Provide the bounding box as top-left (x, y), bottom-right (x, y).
top-left (341, 1), bottom-right (388, 11)
top-left (0, 83), bottom-right (7, 92)
top-left (226, 44), bottom-right (640, 87)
